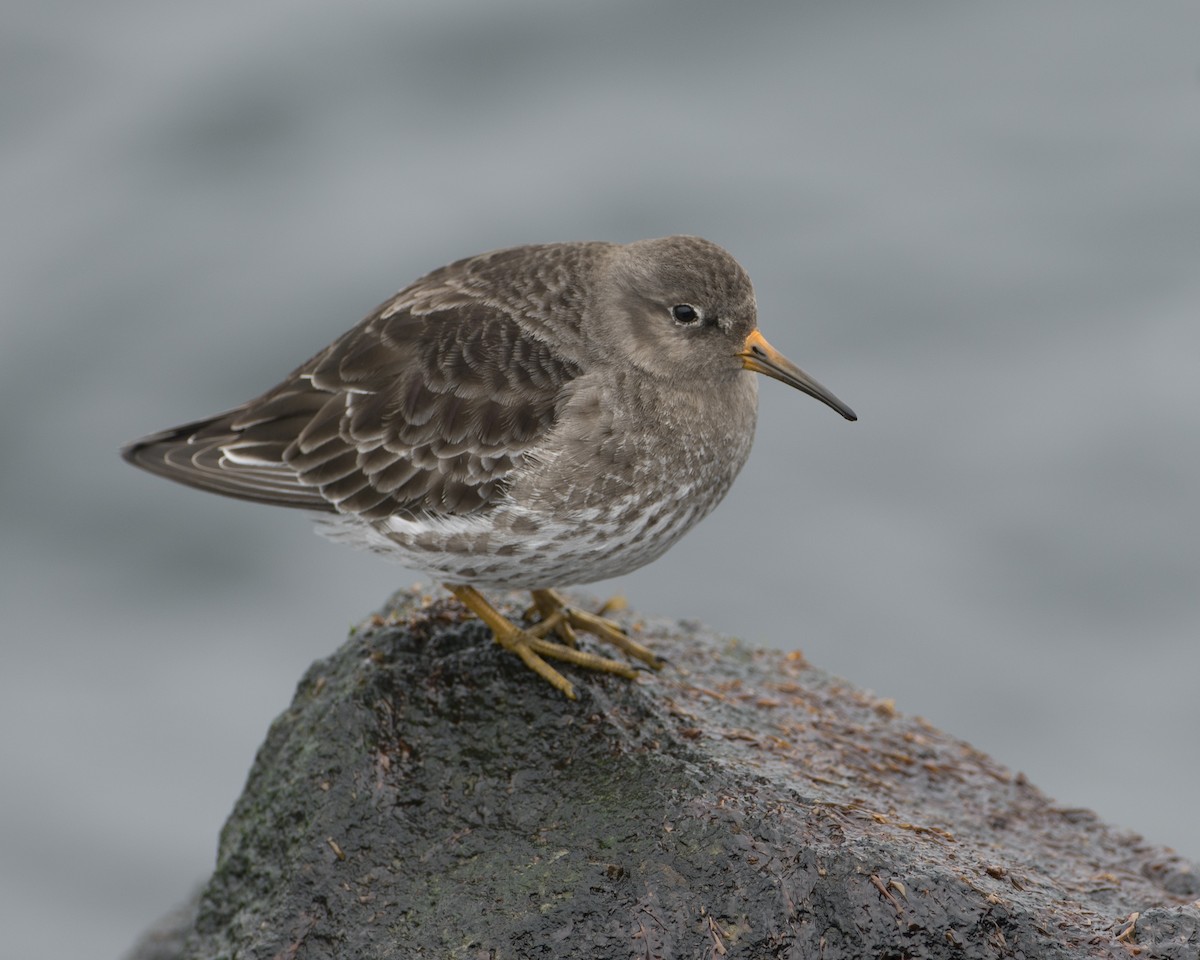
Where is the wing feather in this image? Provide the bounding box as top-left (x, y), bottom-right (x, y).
top-left (121, 243), bottom-right (597, 521)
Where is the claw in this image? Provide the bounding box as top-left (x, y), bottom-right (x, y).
top-left (446, 584), bottom-right (641, 699)
top-left (529, 589), bottom-right (663, 670)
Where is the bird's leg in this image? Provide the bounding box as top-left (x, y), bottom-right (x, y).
top-left (525, 591), bottom-right (580, 647)
top-left (446, 585), bottom-right (638, 700)
top-left (526, 588), bottom-right (664, 670)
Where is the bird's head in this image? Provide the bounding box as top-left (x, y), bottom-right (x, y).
top-left (593, 235), bottom-right (856, 421)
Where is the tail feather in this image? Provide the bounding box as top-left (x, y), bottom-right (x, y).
top-left (121, 408), bottom-right (335, 512)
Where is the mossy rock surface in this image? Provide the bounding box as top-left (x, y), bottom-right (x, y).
top-left (127, 589), bottom-right (1200, 959)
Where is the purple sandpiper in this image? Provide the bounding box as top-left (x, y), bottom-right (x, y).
top-left (123, 236), bottom-right (856, 698)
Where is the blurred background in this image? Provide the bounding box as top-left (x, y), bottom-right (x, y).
top-left (3, 2), bottom-right (1198, 956)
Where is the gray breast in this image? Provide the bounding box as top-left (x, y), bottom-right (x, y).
top-left (470, 369), bottom-right (760, 587)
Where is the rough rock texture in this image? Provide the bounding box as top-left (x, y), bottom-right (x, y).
top-left (127, 589), bottom-right (1200, 959)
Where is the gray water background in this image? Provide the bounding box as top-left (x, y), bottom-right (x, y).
top-left (3, 2), bottom-right (1199, 957)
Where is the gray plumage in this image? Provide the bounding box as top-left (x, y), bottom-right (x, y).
top-left (123, 235), bottom-right (855, 591)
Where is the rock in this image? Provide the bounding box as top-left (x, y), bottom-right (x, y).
top-left (126, 589), bottom-right (1200, 959)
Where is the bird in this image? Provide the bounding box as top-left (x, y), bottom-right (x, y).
top-left (122, 236), bottom-right (857, 698)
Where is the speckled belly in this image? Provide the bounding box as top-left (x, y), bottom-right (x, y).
top-left (317, 381), bottom-right (758, 590)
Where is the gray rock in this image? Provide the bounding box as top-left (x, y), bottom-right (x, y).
top-left (126, 589), bottom-right (1200, 959)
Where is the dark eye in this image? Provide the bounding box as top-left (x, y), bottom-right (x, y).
top-left (671, 304), bottom-right (700, 324)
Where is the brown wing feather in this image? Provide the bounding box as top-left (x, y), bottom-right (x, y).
top-left (121, 244), bottom-right (595, 519)
top-left (120, 401), bottom-right (335, 511)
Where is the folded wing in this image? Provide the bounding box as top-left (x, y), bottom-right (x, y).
top-left (122, 260), bottom-right (585, 520)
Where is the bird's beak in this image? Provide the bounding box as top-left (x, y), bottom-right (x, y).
top-left (739, 329), bottom-right (857, 421)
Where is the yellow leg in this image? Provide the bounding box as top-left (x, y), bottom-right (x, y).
top-left (446, 585), bottom-right (639, 700)
top-left (526, 590), bottom-right (580, 648)
top-left (527, 589), bottom-right (664, 670)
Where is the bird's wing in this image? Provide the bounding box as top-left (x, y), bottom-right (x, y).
top-left (122, 249), bottom-right (590, 519)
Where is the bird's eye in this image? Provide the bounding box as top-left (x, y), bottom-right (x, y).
top-left (671, 304), bottom-right (700, 325)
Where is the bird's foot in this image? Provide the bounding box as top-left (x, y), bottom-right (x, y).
top-left (526, 588), bottom-right (664, 670)
top-left (446, 585), bottom-right (638, 700)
